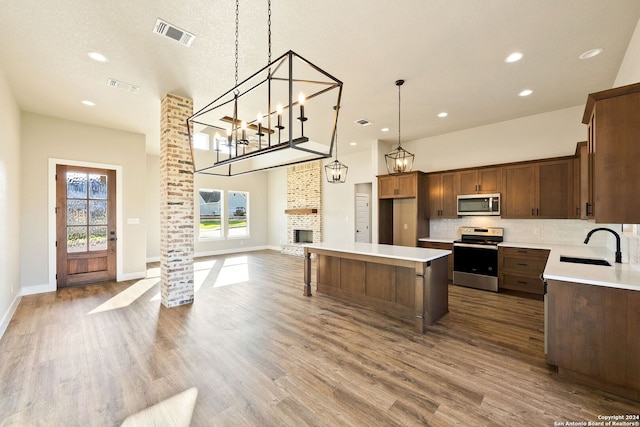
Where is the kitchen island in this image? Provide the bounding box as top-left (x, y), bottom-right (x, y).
top-left (303, 242), bottom-right (450, 333)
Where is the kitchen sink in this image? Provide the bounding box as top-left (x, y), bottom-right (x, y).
top-left (559, 255), bottom-right (612, 266)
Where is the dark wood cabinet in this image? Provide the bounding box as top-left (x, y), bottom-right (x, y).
top-left (502, 159), bottom-right (574, 219)
top-left (378, 172), bottom-right (428, 246)
top-left (582, 82), bottom-right (640, 224)
top-left (498, 246), bottom-right (549, 297)
top-left (457, 167), bottom-right (501, 194)
top-left (418, 241), bottom-right (453, 280)
top-left (427, 172), bottom-right (457, 218)
top-left (378, 172), bottom-right (418, 199)
top-left (547, 279), bottom-right (640, 400)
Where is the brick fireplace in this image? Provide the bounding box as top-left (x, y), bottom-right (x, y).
top-left (282, 161), bottom-right (322, 256)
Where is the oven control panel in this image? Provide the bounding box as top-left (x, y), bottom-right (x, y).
top-left (459, 227), bottom-right (504, 237)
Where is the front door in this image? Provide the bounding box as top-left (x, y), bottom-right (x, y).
top-left (56, 165), bottom-right (116, 287)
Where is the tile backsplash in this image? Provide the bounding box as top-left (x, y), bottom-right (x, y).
top-left (430, 218), bottom-right (640, 265)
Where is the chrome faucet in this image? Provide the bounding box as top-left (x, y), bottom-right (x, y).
top-left (584, 227), bottom-right (622, 264)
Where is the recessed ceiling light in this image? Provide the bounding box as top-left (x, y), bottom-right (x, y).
top-left (505, 52), bottom-right (523, 63)
top-left (349, 142), bottom-right (357, 146)
top-left (87, 52), bottom-right (107, 62)
top-left (437, 112), bottom-right (448, 118)
top-left (82, 100), bottom-right (96, 106)
top-left (579, 48), bottom-right (603, 60)
top-left (518, 89), bottom-right (533, 97)
top-left (381, 127), bottom-right (390, 132)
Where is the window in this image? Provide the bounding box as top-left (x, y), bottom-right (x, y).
top-left (193, 132), bottom-right (209, 150)
top-left (199, 189), bottom-right (223, 239)
top-left (227, 191), bottom-right (249, 238)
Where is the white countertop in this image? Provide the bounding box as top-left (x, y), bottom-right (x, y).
top-left (502, 241), bottom-right (640, 292)
top-left (304, 242), bottom-right (451, 263)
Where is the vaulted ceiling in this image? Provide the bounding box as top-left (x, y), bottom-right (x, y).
top-left (1, 0), bottom-right (639, 155)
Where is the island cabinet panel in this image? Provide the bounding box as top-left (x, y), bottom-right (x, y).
top-left (419, 241), bottom-right (453, 281)
top-left (340, 259), bottom-right (365, 295)
top-left (547, 279), bottom-right (640, 400)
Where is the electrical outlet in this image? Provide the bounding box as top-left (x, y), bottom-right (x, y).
top-left (534, 228), bottom-right (540, 235)
top-left (404, 224), bottom-right (408, 230)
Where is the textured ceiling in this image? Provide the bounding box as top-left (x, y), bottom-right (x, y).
top-left (1, 0), bottom-right (639, 155)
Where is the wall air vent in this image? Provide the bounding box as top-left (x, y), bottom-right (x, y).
top-left (355, 118), bottom-right (373, 126)
top-left (107, 78), bottom-right (140, 94)
top-left (153, 18), bottom-right (195, 47)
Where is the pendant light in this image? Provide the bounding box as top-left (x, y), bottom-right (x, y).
top-left (385, 79), bottom-right (414, 174)
top-left (187, 0), bottom-right (343, 177)
top-left (325, 107), bottom-right (348, 183)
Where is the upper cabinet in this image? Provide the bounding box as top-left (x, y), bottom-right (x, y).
top-left (378, 172), bottom-right (420, 199)
top-left (582, 83), bottom-right (640, 224)
top-left (457, 167), bottom-right (502, 194)
top-left (502, 158), bottom-right (574, 219)
top-left (427, 172), bottom-right (457, 218)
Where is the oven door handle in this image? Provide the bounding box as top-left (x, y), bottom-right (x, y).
top-left (454, 243), bottom-right (499, 250)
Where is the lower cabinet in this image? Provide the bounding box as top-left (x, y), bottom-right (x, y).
top-left (498, 246), bottom-right (549, 297)
top-left (419, 241), bottom-right (453, 281)
top-left (546, 279), bottom-right (640, 400)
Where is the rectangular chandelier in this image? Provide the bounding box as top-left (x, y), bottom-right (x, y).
top-left (188, 50), bottom-right (343, 176)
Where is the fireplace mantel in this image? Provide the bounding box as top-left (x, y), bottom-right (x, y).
top-left (284, 208), bottom-right (318, 215)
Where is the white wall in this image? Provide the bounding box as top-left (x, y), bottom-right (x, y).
top-left (0, 61), bottom-right (22, 338)
top-left (615, 17), bottom-right (640, 86)
top-left (267, 166), bottom-right (287, 248)
top-left (404, 105), bottom-right (586, 173)
top-left (146, 154), bottom-right (160, 261)
top-left (20, 113), bottom-right (147, 292)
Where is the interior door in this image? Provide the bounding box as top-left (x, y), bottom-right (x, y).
top-left (56, 165), bottom-right (116, 287)
top-left (355, 193), bottom-right (370, 243)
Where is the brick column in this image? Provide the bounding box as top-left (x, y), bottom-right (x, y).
top-left (160, 93), bottom-right (194, 307)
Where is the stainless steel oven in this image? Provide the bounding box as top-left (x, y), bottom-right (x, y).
top-left (453, 227), bottom-right (503, 292)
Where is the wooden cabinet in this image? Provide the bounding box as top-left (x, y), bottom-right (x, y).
top-left (582, 82), bottom-right (640, 224)
top-left (501, 158), bottom-right (574, 219)
top-left (378, 172), bottom-right (418, 199)
top-left (574, 141), bottom-right (588, 219)
top-left (547, 279), bottom-right (640, 400)
top-left (427, 172), bottom-right (457, 218)
top-left (498, 246), bottom-right (549, 297)
top-left (418, 241), bottom-right (453, 281)
top-left (457, 167), bottom-right (501, 194)
top-left (378, 172), bottom-right (428, 246)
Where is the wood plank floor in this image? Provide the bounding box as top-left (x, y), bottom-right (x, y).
top-left (1, 250), bottom-right (637, 426)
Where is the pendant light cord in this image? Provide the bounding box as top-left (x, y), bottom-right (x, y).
top-left (267, 0), bottom-right (271, 65)
top-left (234, 0), bottom-right (240, 93)
top-left (397, 81), bottom-right (402, 148)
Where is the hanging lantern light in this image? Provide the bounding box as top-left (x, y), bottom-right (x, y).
top-left (325, 108), bottom-right (348, 183)
top-left (385, 79), bottom-right (414, 174)
top-left (187, 0), bottom-right (343, 177)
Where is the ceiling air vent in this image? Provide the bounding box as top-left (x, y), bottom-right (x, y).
top-left (355, 118), bottom-right (373, 126)
top-left (107, 78), bottom-right (140, 94)
top-left (153, 18), bottom-right (195, 47)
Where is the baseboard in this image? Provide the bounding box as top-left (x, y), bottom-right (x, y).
top-left (146, 256), bottom-right (160, 263)
top-left (21, 283), bottom-right (56, 295)
top-left (118, 271), bottom-right (147, 281)
top-left (195, 245), bottom-right (274, 258)
top-left (0, 293), bottom-right (22, 341)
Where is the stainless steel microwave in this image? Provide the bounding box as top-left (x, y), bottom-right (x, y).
top-left (457, 193), bottom-right (501, 216)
